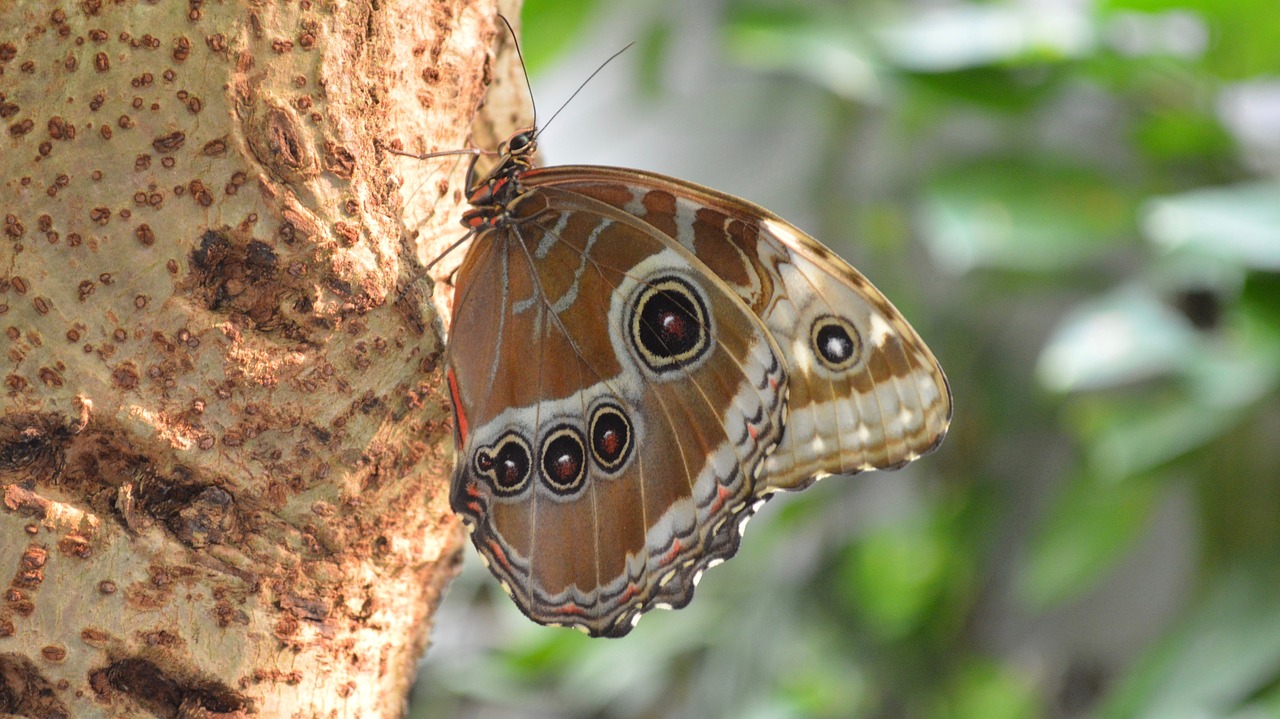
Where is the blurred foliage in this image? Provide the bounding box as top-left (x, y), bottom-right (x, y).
top-left (515, 0), bottom-right (602, 74)
top-left (412, 0), bottom-right (1280, 717)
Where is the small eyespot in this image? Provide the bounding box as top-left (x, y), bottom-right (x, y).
top-left (589, 404), bottom-right (633, 473)
top-left (629, 275), bottom-right (712, 375)
top-left (810, 315), bottom-right (862, 372)
top-left (541, 425), bottom-right (587, 495)
top-left (474, 432), bottom-right (532, 496)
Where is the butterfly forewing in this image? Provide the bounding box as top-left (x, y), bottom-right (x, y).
top-left (521, 165), bottom-right (952, 491)
top-left (446, 186), bottom-right (787, 637)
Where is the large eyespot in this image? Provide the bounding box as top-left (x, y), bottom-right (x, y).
top-left (541, 425), bottom-right (587, 496)
top-left (474, 432), bottom-right (532, 497)
top-left (589, 404), bottom-right (633, 473)
top-left (629, 275), bottom-right (712, 375)
top-left (810, 315), bottom-right (862, 372)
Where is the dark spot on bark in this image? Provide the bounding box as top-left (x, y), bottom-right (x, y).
top-left (0, 653), bottom-right (70, 718)
top-left (151, 131), bottom-right (185, 153)
top-left (93, 657), bottom-right (249, 718)
top-left (0, 413), bottom-right (72, 477)
top-left (118, 469), bottom-right (239, 549)
top-left (187, 229), bottom-right (299, 336)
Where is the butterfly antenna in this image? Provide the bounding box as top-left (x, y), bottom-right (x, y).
top-left (497, 14), bottom-right (538, 128)
top-left (538, 42), bottom-right (635, 137)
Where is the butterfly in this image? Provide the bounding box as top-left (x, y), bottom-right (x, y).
top-left (428, 43), bottom-right (951, 639)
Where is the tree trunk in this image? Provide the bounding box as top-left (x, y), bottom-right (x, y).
top-left (0, 0), bottom-right (518, 715)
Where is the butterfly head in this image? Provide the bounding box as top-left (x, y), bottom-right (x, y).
top-left (501, 128), bottom-right (538, 161)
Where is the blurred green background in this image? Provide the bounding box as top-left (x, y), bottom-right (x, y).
top-left (411, 0), bottom-right (1280, 716)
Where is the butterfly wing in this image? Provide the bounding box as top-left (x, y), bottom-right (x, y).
top-left (446, 186), bottom-right (787, 637)
top-left (525, 166), bottom-right (952, 491)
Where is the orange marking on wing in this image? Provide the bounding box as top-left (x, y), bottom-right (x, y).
top-left (710, 484), bottom-right (732, 514)
top-left (447, 368), bottom-right (469, 447)
top-left (551, 604), bottom-right (588, 616)
top-left (486, 539), bottom-right (513, 573)
top-left (662, 539), bottom-right (684, 565)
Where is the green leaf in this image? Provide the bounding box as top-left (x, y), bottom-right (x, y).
top-left (635, 17), bottom-right (671, 99)
top-left (1063, 338), bottom-right (1277, 481)
top-left (844, 523), bottom-right (946, 638)
top-left (1102, 560), bottom-right (1280, 719)
top-left (1041, 276), bottom-right (1279, 479)
top-left (1018, 469), bottom-right (1162, 609)
top-left (723, 5), bottom-right (880, 101)
top-left (1240, 273), bottom-right (1280, 346)
top-left (1099, 1), bottom-right (1280, 79)
top-left (901, 65), bottom-right (1070, 112)
top-left (773, 650), bottom-right (870, 718)
top-left (1097, 398), bottom-right (1235, 477)
top-left (1133, 108), bottom-right (1234, 163)
top-left (878, 4), bottom-right (1096, 72)
top-left (521, 0), bottom-right (602, 75)
top-left (932, 660), bottom-right (1040, 719)
top-left (920, 163), bottom-right (1135, 273)
top-left (1037, 285), bottom-right (1198, 393)
top-left (1143, 182), bottom-right (1280, 271)
top-left (839, 500), bottom-right (971, 641)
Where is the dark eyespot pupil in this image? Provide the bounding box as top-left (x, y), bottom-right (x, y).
top-left (640, 289), bottom-right (700, 356)
top-left (542, 432), bottom-right (585, 492)
top-left (817, 324), bottom-right (853, 362)
top-left (477, 452), bottom-right (494, 471)
top-left (661, 312), bottom-right (686, 338)
top-left (590, 407), bottom-right (631, 471)
top-left (492, 442), bottom-right (529, 489)
top-left (600, 429), bottom-right (620, 454)
top-left (554, 454), bottom-right (576, 479)
top-left (500, 459), bottom-right (522, 485)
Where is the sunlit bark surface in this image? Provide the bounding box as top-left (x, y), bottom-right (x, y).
top-left (0, 0), bottom-right (513, 715)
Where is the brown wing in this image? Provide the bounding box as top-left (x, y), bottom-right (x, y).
top-left (525, 166), bottom-right (952, 491)
top-left (446, 186), bottom-right (787, 637)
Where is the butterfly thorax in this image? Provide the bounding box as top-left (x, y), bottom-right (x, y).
top-left (460, 129), bottom-right (538, 230)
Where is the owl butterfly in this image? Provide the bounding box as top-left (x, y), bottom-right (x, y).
top-left (427, 29), bottom-right (951, 638)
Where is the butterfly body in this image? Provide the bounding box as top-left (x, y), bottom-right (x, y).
top-left (442, 130), bottom-right (950, 637)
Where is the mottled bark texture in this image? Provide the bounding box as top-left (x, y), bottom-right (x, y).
top-left (0, 0), bottom-right (515, 715)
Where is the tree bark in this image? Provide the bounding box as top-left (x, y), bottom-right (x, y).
top-left (0, 0), bottom-right (516, 715)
